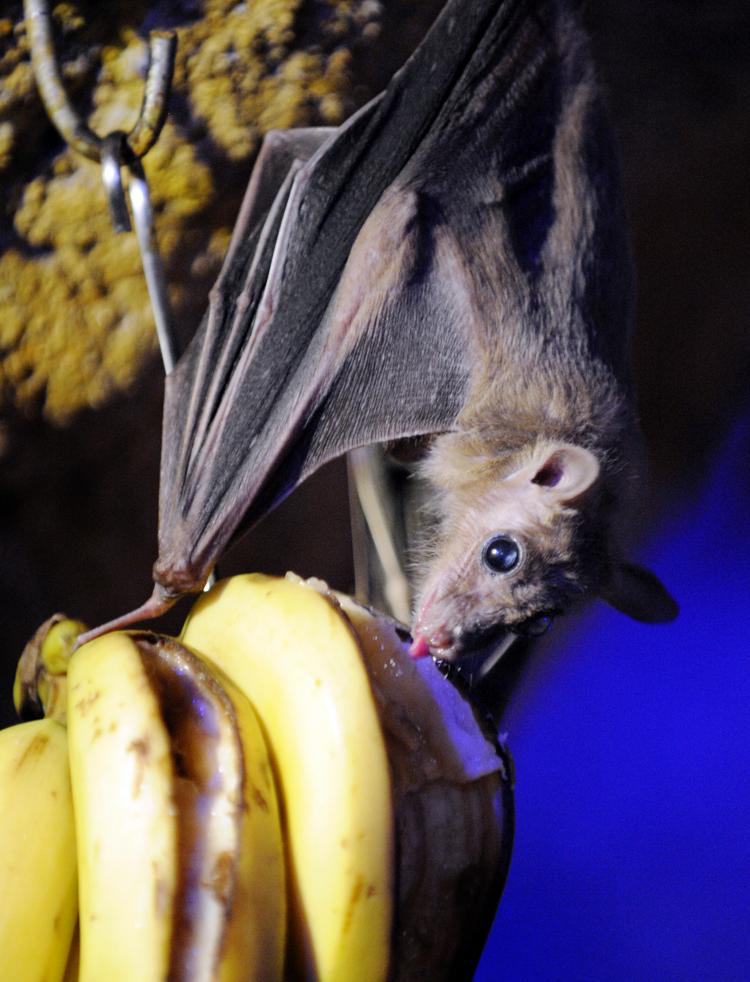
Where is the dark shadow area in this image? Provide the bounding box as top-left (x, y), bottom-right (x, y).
top-left (0, 3), bottom-right (748, 974)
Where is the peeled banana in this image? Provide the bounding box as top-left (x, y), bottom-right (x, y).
top-left (2, 572), bottom-right (514, 981)
top-left (336, 589), bottom-right (514, 979)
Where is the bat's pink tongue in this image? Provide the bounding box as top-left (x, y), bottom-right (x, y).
top-left (408, 634), bottom-right (432, 660)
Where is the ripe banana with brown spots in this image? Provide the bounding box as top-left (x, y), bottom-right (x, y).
top-left (182, 573), bottom-right (514, 980)
top-left (3, 574), bottom-right (513, 980)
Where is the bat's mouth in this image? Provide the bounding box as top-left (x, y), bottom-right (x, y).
top-left (411, 603), bottom-right (557, 662)
top-left (412, 619), bottom-right (516, 664)
top-left (453, 620), bottom-right (518, 661)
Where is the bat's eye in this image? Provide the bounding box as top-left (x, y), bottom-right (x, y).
top-left (482, 534), bottom-right (522, 574)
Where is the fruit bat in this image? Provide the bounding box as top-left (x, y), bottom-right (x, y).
top-left (86, 0), bottom-right (678, 659)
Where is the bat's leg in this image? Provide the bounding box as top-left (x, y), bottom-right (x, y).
top-left (348, 452), bottom-right (371, 609)
top-left (347, 445), bottom-right (413, 625)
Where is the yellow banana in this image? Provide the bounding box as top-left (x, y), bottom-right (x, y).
top-left (181, 574), bottom-right (394, 982)
top-left (0, 716), bottom-right (77, 982)
top-left (181, 572), bottom-right (514, 980)
top-left (62, 926), bottom-right (80, 982)
top-left (4, 577), bottom-right (512, 981)
top-left (67, 631), bottom-right (286, 982)
top-left (14, 612), bottom-right (86, 724)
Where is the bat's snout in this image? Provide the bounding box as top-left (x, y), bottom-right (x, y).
top-left (408, 623), bottom-right (463, 662)
top-left (410, 615), bottom-right (519, 665)
top-left (410, 591), bottom-right (455, 659)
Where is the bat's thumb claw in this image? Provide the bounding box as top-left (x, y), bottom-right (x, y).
top-left (74, 586), bottom-right (178, 650)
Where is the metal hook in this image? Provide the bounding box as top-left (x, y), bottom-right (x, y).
top-left (23, 0), bottom-right (176, 163)
top-left (23, 0), bottom-right (180, 373)
top-left (126, 158), bottom-right (178, 374)
top-left (101, 137), bottom-right (178, 375)
top-left (100, 132), bottom-right (132, 233)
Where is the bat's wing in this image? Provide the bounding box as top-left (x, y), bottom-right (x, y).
top-left (162, 125), bottom-right (337, 509)
top-left (152, 0), bottom-right (622, 601)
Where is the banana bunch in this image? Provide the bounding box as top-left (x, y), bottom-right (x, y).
top-left (1, 573), bottom-right (513, 981)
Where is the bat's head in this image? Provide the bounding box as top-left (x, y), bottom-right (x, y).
top-left (411, 441), bottom-right (678, 661)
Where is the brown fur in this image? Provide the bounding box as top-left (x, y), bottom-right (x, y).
top-left (410, 3), bottom-right (675, 659)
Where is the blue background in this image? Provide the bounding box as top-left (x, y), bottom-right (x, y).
top-left (477, 410), bottom-right (750, 980)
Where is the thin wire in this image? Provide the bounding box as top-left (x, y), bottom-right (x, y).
top-left (126, 158), bottom-right (178, 374)
top-left (23, 0), bottom-right (176, 163)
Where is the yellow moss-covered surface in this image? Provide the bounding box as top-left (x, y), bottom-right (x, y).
top-left (0, 0), bottom-right (382, 422)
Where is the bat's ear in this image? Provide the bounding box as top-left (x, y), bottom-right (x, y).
top-left (600, 562), bottom-right (679, 623)
top-left (508, 443), bottom-right (600, 503)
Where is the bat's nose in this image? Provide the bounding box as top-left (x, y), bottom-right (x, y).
top-left (411, 586), bottom-right (455, 658)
